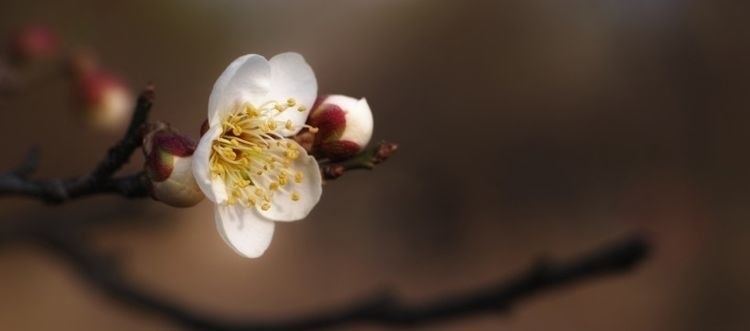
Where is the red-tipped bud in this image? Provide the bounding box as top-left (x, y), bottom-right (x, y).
top-left (8, 25), bottom-right (60, 65)
top-left (306, 95), bottom-right (373, 161)
top-left (143, 122), bottom-right (204, 207)
top-left (75, 69), bottom-right (134, 132)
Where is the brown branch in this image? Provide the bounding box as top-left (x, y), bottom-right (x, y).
top-left (0, 74), bottom-right (640, 331)
top-left (34, 231), bottom-right (649, 331)
top-left (0, 86), bottom-right (154, 203)
top-left (321, 141), bottom-right (398, 180)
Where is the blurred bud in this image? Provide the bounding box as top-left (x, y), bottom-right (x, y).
top-left (75, 69), bottom-right (134, 132)
top-left (143, 122), bottom-right (204, 207)
top-left (8, 25), bottom-right (59, 65)
top-left (307, 95), bottom-right (373, 161)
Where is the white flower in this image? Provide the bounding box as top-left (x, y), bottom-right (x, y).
top-left (192, 53), bottom-right (323, 258)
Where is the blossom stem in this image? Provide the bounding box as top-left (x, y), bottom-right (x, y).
top-left (319, 141), bottom-right (398, 180)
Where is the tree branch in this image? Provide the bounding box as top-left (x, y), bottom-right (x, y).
top-left (320, 141), bottom-right (398, 180)
top-left (1, 75), bottom-right (636, 330)
top-left (0, 86), bottom-right (154, 203)
top-left (35, 231), bottom-right (649, 331)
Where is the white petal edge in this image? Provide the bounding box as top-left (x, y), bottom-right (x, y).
top-left (255, 140), bottom-right (322, 222)
top-left (192, 125), bottom-right (228, 203)
top-left (215, 203), bottom-right (275, 258)
top-left (208, 55), bottom-right (251, 122)
top-left (266, 52), bottom-right (318, 137)
top-left (208, 54), bottom-right (271, 125)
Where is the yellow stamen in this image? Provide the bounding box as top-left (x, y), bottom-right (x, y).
top-left (208, 99), bottom-right (311, 213)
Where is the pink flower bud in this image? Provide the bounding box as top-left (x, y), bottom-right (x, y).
top-left (8, 24), bottom-right (59, 64)
top-left (307, 95), bottom-right (373, 161)
top-left (75, 70), bottom-right (134, 132)
top-left (143, 123), bottom-right (204, 207)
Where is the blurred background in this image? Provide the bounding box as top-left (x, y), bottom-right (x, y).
top-left (1, 0), bottom-right (749, 330)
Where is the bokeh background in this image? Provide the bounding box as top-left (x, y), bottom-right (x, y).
top-left (1, 0), bottom-right (749, 330)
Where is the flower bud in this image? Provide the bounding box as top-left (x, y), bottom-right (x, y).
top-left (8, 24), bottom-right (59, 65)
top-left (143, 123), bottom-right (204, 207)
top-left (75, 69), bottom-right (134, 132)
top-left (307, 95), bottom-right (373, 161)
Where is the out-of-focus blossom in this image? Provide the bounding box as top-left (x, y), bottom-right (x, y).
top-left (8, 24), bottom-right (60, 64)
top-left (74, 68), bottom-right (134, 132)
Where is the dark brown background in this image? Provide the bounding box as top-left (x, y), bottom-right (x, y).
top-left (1, 0), bottom-right (749, 330)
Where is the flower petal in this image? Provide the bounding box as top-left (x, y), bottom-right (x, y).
top-left (192, 125), bottom-right (228, 203)
top-left (255, 140), bottom-right (322, 222)
top-left (208, 54), bottom-right (271, 125)
top-left (340, 97), bottom-right (374, 147)
top-left (215, 203), bottom-right (275, 258)
top-left (266, 52), bottom-right (317, 136)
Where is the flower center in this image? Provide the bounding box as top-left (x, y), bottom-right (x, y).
top-left (209, 98), bottom-right (317, 211)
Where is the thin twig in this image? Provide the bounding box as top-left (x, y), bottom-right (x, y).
top-left (321, 141), bottom-right (398, 180)
top-left (0, 86), bottom-right (154, 203)
top-left (35, 231), bottom-right (649, 331)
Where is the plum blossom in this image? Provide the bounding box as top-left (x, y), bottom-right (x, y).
top-left (192, 53), bottom-right (322, 258)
